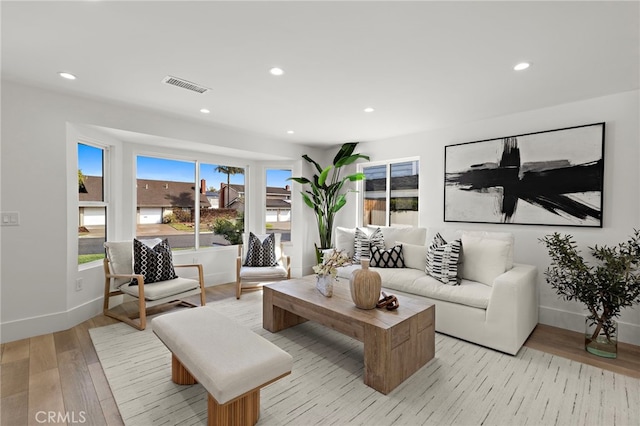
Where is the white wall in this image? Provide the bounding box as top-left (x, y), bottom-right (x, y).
top-left (343, 90), bottom-right (639, 344)
top-left (2, 79), bottom-right (638, 346)
top-left (0, 80), bottom-right (319, 343)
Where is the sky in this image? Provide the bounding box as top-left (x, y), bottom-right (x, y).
top-left (78, 144), bottom-right (291, 189)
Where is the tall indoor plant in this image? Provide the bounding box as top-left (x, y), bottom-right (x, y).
top-left (289, 142), bottom-right (369, 257)
top-left (539, 230), bottom-right (640, 358)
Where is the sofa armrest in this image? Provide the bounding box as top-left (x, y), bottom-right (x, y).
top-left (487, 263), bottom-right (538, 328)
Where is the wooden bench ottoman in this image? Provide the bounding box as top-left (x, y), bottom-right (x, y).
top-left (152, 307), bottom-right (293, 426)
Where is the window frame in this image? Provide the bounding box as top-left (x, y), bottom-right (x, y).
top-left (357, 156), bottom-right (420, 227)
top-left (77, 140), bottom-right (110, 267)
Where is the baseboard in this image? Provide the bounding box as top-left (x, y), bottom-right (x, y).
top-left (1, 273), bottom-right (230, 344)
top-left (539, 305), bottom-right (640, 346)
top-left (1, 296), bottom-right (103, 344)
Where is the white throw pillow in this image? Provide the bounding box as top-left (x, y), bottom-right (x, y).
top-left (353, 227), bottom-right (385, 261)
top-left (397, 241), bottom-right (428, 270)
top-left (457, 230), bottom-right (514, 269)
top-left (334, 227), bottom-right (356, 258)
top-left (459, 236), bottom-right (511, 286)
top-left (367, 225), bottom-right (427, 248)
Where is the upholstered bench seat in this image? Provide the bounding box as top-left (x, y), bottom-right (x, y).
top-left (152, 307), bottom-right (293, 425)
top-left (120, 277), bottom-right (200, 301)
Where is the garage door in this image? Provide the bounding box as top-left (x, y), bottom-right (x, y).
top-left (139, 208), bottom-right (162, 224)
top-left (83, 207), bottom-right (106, 226)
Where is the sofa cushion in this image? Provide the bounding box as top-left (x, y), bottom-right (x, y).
top-left (370, 245), bottom-right (405, 268)
top-left (397, 241), bottom-right (428, 270)
top-left (354, 227), bottom-right (385, 261)
top-left (335, 264), bottom-right (426, 289)
top-left (459, 235), bottom-right (511, 286)
top-left (425, 233), bottom-right (461, 285)
top-left (367, 225), bottom-right (427, 249)
top-left (401, 275), bottom-right (491, 309)
top-left (335, 227), bottom-right (356, 258)
top-left (458, 230), bottom-right (514, 270)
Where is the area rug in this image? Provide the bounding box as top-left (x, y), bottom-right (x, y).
top-left (90, 291), bottom-right (639, 426)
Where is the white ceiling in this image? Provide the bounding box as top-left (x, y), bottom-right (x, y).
top-left (2, 1), bottom-right (638, 146)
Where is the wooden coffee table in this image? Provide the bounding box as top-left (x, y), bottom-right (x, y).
top-left (263, 275), bottom-right (435, 394)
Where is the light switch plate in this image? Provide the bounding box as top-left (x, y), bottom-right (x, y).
top-left (1, 212), bottom-right (20, 226)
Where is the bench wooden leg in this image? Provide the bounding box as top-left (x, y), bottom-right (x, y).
top-left (172, 354), bottom-right (196, 385)
top-left (208, 391), bottom-right (260, 426)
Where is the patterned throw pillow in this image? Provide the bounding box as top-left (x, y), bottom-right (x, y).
top-left (425, 233), bottom-right (462, 285)
top-left (370, 244), bottom-right (405, 268)
top-left (353, 227), bottom-right (385, 261)
top-left (132, 238), bottom-right (178, 285)
top-left (244, 232), bottom-right (278, 267)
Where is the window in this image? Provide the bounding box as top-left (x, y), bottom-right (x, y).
top-left (361, 159), bottom-right (419, 226)
top-left (136, 156), bottom-right (196, 250)
top-left (199, 163), bottom-right (245, 246)
top-left (266, 169), bottom-right (292, 242)
top-left (78, 143), bottom-right (107, 264)
top-left (134, 156), bottom-right (247, 250)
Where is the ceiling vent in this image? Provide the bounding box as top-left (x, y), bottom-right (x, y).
top-left (162, 75), bottom-right (211, 94)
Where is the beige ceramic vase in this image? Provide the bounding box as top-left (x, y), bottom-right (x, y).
top-left (349, 259), bottom-right (382, 309)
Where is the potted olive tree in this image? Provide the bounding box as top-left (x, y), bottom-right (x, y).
top-left (539, 230), bottom-right (640, 358)
top-left (289, 142), bottom-right (369, 261)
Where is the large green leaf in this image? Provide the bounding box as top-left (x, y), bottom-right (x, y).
top-left (332, 142), bottom-right (358, 165)
top-left (288, 176), bottom-right (311, 185)
top-left (302, 154), bottom-right (323, 174)
top-left (335, 154), bottom-right (370, 168)
top-left (346, 172), bottom-right (366, 181)
top-left (300, 192), bottom-right (315, 209)
top-left (331, 194), bottom-right (347, 213)
top-left (318, 166), bottom-right (332, 186)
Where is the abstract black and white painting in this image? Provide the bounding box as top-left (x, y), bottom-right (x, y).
top-left (444, 123), bottom-right (605, 227)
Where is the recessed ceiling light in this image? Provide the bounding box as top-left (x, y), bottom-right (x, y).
top-left (287, 130), bottom-right (295, 134)
top-left (270, 67), bottom-right (284, 76)
top-left (364, 107), bottom-right (375, 113)
top-left (200, 108), bottom-right (210, 114)
top-left (513, 62), bottom-right (530, 71)
top-left (58, 72), bottom-right (77, 80)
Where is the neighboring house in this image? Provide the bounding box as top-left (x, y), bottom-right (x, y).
top-left (219, 183), bottom-right (245, 210)
top-left (266, 185), bottom-right (292, 223)
top-left (218, 183), bottom-right (292, 221)
top-left (78, 175), bottom-right (106, 226)
top-left (79, 177), bottom-right (210, 225)
top-left (205, 190), bottom-right (219, 209)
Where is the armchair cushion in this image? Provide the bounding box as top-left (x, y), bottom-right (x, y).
top-left (120, 276), bottom-right (200, 301)
top-left (133, 238), bottom-right (177, 284)
top-left (104, 241), bottom-right (134, 288)
top-left (243, 232), bottom-right (278, 267)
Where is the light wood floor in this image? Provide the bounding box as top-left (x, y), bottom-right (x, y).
top-left (2, 283), bottom-right (639, 426)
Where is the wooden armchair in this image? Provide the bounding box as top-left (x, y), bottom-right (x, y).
top-left (236, 233), bottom-right (290, 299)
top-left (103, 240), bottom-right (206, 330)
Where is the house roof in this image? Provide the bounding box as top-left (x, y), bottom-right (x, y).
top-left (79, 176), bottom-right (103, 202)
top-left (137, 179), bottom-right (209, 208)
top-left (80, 176), bottom-right (209, 208)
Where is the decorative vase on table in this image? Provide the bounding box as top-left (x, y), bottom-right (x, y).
top-left (316, 274), bottom-right (334, 297)
top-left (585, 317), bottom-right (618, 358)
top-left (350, 259), bottom-right (382, 309)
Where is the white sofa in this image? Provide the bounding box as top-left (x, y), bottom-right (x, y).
top-left (334, 226), bottom-right (538, 355)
